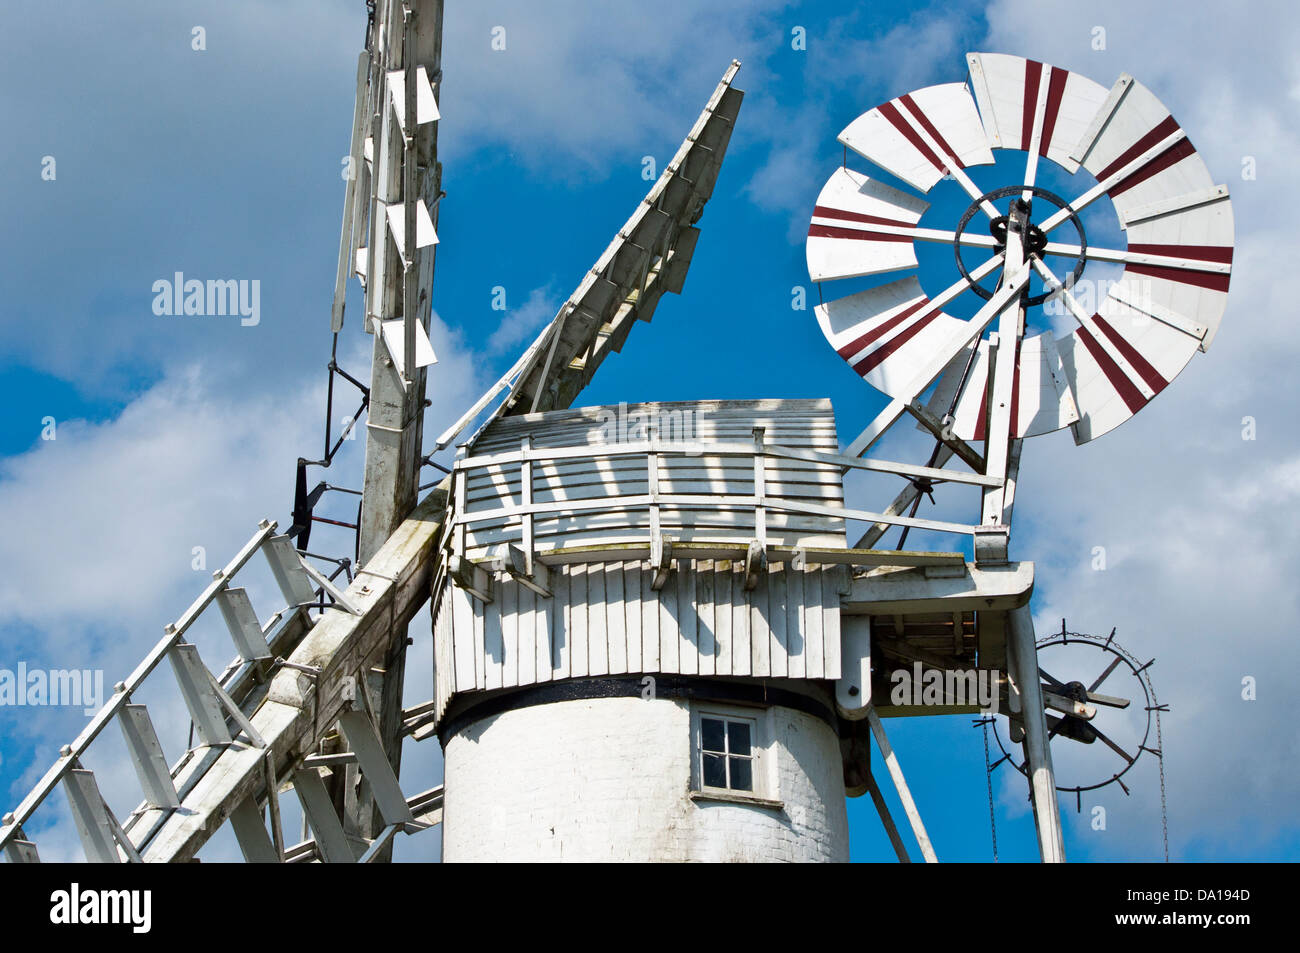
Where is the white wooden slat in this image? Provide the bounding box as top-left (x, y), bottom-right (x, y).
top-left (263, 535), bottom-right (318, 608)
top-left (678, 559), bottom-right (699, 676)
top-left (434, 596), bottom-right (452, 721)
top-left (229, 796), bottom-right (279, 863)
top-left (569, 564), bottom-right (588, 679)
top-left (750, 571), bottom-right (771, 677)
top-left (553, 565), bottom-right (570, 680)
top-left (214, 587), bottom-right (273, 661)
top-left (63, 769), bottom-right (121, 863)
top-left (473, 595), bottom-right (487, 691)
top-left (536, 582), bottom-right (554, 680)
top-left (451, 584), bottom-right (477, 693)
top-left (769, 566), bottom-right (789, 678)
top-left (387, 64), bottom-right (440, 131)
top-left (823, 567), bottom-right (843, 680)
top-left (3, 838), bottom-right (39, 863)
top-left (803, 566), bottom-right (825, 679)
top-left (293, 769), bottom-right (356, 864)
top-left (641, 561), bottom-right (660, 672)
top-left (479, 575), bottom-right (503, 690)
top-left (659, 562), bottom-right (679, 673)
top-left (697, 562), bottom-right (716, 677)
top-left (606, 564), bottom-right (628, 675)
top-left (624, 561), bottom-right (642, 672)
top-left (587, 561), bottom-right (608, 677)
top-left (714, 562), bottom-right (733, 676)
top-left (168, 643), bottom-right (232, 747)
top-left (501, 573), bottom-right (520, 687)
top-left (338, 710), bottom-right (416, 827)
top-left (118, 704), bottom-right (180, 810)
top-left (517, 581), bottom-right (538, 686)
top-left (732, 562), bottom-right (751, 677)
top-left (787, 563), bottom-right (807, 679)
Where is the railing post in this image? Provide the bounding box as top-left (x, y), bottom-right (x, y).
top-left (520, 436), bottom-right (534, 575)
top-left (753, 426), bottom-right (767, 551)
top-left (648, 420), bottom-right (661, 549)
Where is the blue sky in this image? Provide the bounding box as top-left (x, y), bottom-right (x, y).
top-left (2, 0), bottom-right (1297, 862)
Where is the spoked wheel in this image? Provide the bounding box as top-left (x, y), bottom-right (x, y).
top-left (806, 52), bottom-right (1235, 445)
top-left (988, 627), bottom-right (1165, 805)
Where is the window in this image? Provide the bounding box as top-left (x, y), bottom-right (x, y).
top-left (700, 715), bottom-right (755, 793)
top-left (690, 703), bottom-right (781, 810)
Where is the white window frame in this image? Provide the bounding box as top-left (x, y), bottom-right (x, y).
top-left (689, 703), bottom-right (782, 809)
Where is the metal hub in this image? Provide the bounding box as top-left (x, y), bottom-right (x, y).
top-left (955, 185), bottom-right (1087, 308)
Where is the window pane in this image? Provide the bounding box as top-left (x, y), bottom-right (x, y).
top-left (730, 757), bottom-right (753, 792)
top-left (701, 718), bottom-right (725, 754)
top-left (703, 753), bottom-right (727, 788)
top-left (728, 721), bottom-right (751, 757)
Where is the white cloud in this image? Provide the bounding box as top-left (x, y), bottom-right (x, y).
top-left (438, 1), bottom-right (792, 173)
top-left (485, 285), bottom-right (558, 354)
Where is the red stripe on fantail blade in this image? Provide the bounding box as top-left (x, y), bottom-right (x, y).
top-left (1125, 262), bottom-right (1231, 293)
top-left (899, 93), bottom-right (965, 171)
top-left (1076, 325), bottom-right (1148, 415)
top-left (835, 297), bottom-right (931, 360)
top-left (1039, 67), bottom-right (1068, 158)
top-left (1021, 59), bottom-right (1043, 152)
top-left (877, 99), bottom-right (949, 174)
top-left (1126, 243), bottom-right (1233, 264)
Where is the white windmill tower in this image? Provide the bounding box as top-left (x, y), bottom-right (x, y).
top-left (0, 2), bottom-right (1231, 865)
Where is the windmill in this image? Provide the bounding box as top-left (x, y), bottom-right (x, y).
top-left (0, 4), bottom-right (1231, 864)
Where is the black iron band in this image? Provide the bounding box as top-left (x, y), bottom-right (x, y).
top-left (438, 675), bottom-right (838, 744)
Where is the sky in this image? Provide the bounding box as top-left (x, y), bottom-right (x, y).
top-left (1, 0), bottom-right (1296, 863)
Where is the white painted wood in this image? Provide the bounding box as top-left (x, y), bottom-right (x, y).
top-left (605, 564), bottom-right (628, 675)
top-left (229, 796), bottom-right (279, 863)
top-left (1120, 184), bottom-right (1229, 226)
top-left (641, 561), bottom-right (660, 672)
top-left (822, 567), bottom-right (842, 680)
top-left (382, 199), bottom-right (437, 259)
top-left (293, 769), bottom-right (357, 863)
top-left (569, 563), bottom-right (588, 679)
top-left (168, 644), bottom-right (232, 747)
top-left (836, 615), bottom-right (871, 717)
top-left (378, 317), bottom-right (437, 376)
top-left (387, 64), bottom-right (440, 131)
top-left (502, 570), bottom-right (521, 686)
top-left (338, 710), bottom-right (416, 826)
top-left (63, 769), bottom-right (122, 863)
top-left (451, 584), bottom-right (477, 692)
top-left (583, 564), bottom-right (605, 677)
top-left (866, 706), bottom-right (938, 863)
top-left (119, 704), bottom-right (180, 810)
top-left (214, 587), bottom-right (273, 662)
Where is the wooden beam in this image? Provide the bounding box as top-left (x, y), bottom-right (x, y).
top-left (866, 706), bottom-right (937, 863)
top-left (865, 771), bottom-right (911, 863)
top-left (905, 400), bottom-right (986, 473)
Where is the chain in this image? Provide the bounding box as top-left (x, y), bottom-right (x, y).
top-left (1153, 688), bottom-right (1169, 862)
top-left (981, 718), bottom-right (999, 862)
